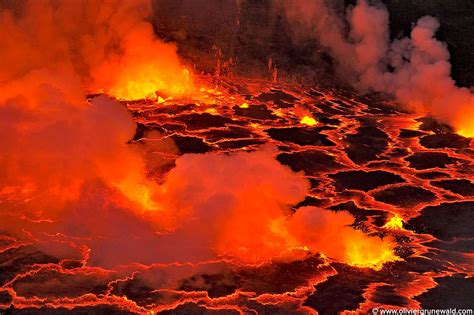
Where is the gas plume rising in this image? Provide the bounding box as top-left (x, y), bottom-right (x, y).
top-left (280, 0), bottom-right (474, 136)
top-left (0, 0), bottom-right (187, 212)
top-left (42, 147), bottom-right (398, 269)
top-left (140, 148), bottom-right (398, 269)
top-left (0, 0), bottom-right (195, 101)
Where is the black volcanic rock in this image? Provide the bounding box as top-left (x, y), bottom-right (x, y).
top-left (0, 246), bottom-right (59, 286)
top-left (233, 104), bottom-right (277, 120)
top-left (266, 127), bottom-right (335, 146)
top-left (399, 129), bottom-right (428, 138)
top-left (304, 264), bottom-right (382, 314)
top-left (200, 126), bottom-right (256, 142)
top-left (405, 152), bottom-right (461, 170)
top-left (406, 201), bottom-right (474, 240)
top-left (132, 122), bottom-right (165, 141)
top-left (415, 171), bottom-right (450, 180)
top-left (430, 179), bottom-right (474, 196)
top-left (328, 201), bottom-right (388, 225)
top-left (180, 273), bottom-right (241, 298)
top-left (314, 114), bottom-right (341, 126)
top-left (175, 113), bottom-right (236, 130)
top-left (0, 290), bottom-right (12, 305)
top-left (256, 89), bottom-right (298, 107)
top-left (371, 285), bottom-right (410, 307)
top-left (277, 150), bottom-right (343, 174)
top-left (345, 125), bottom-right (389, 164)
top-left (216, 138), bottom-right (266, 149)
top-left (153, 103), bottom-right (197, 115)
top-left (171, 135), bottom-right (213, 154)
top-left (372, 185), bottom-right (436, 207)
top-left (420, 133), bottom-right (471, 149)
top-left (417, 117), bottom-right (455, 134)
top-left (240, 256), bottom-right (326, 295)
top-left (329, 170), bottom-right (404, 192)
top-left (295, 196), bottom-right (326, 208)
top-left (417, 276), bottom-right (474, 309)
top-left (317, 101), bottom-right (347, 115)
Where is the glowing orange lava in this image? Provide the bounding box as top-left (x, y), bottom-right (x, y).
top-left (457, 127), bottom-right (474, 138)
top-left (92, 24), bottom-right (196, 101)
top-left (345, 236), bottom-right (400, 270)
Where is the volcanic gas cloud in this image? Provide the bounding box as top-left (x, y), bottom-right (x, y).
top-left (281, 0), bottom-right (474, 136)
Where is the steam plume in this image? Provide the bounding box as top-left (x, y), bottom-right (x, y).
top-left (0, 0), bottom-right (187, 214)
top-left (280, 0), bottom-right (474, 136)
top-left (64, 148), bottom-right (397, 269)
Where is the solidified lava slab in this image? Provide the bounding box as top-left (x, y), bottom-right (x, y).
top-left (372, 185), bottom-right (437, 207)
top-left (277, 150), bottom-right (343, 174)
top-left (328, 201), bottom-right (388, 226)
top-left (233, 104), bottom-right (278, 120)
top-left (415, 171), bottom-right (451, 180)
top-left (304, 264), bottom-right (382, 314)
top-left (175, 113), bottom-right (236, 130)
top-left (266, 127), bottom-right (335, 146)
top-left (430, 179), bottom-right (474, 197)
top-left (404, 152), bottom-right (463, 170)
top-left (399, 129), bottom-right (428, 138)
top-left (417, 117), bottom-right (455, 134)
top-left (345, 125), bottom-right (389, 164)
top-left (256, 89), bottom-right (298, 107)
top-left (419, 133), bottom-right (472, 149)
top-left (0, 290), bottom-right (12, 305)
top-left (406, 201), bottom-right (474, 240)
top-left (329, 170), bottom-right (405, 192)
top-left (171, 135), bottom-right (213, 154)
top-left (0, 246), bottom-right (60, 286)
top-left (371, 284), bottom-right (410, 307)
top-left (417, 276), bottom-right (474, 309)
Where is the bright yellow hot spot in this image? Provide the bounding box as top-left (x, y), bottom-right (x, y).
top-left (116, 180), bottom-right (159, 211)
top-left (300, 115), bottom-right (318, 126)
top-left (157, 96), bottom-right (166, 104)
top-left (273, 109), bottom-right (284, 117)
top-left (205, 108), bottom-right (218, 114)
top-left (108, 68), bottom-right (194, 101)
top-left (240, 102), bottom-right (249, 109)
top-left (346, 240), bottom-right (400, 270)
top-left (383, 214), bottom-right (404, 230)
top-left (457, 128), bottom-right (474, 138)
top-left (347, 248), bottom-right (400, 271)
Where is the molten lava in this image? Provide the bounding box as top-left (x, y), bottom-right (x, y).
top-left (300, 115), bottom-right (318, 126)
top-left (383, 214), bottom-right (404, 230)
top-left (344, 236), bottom-right (400, 270)
top-left (91, 25), bottom-right (196, 101)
